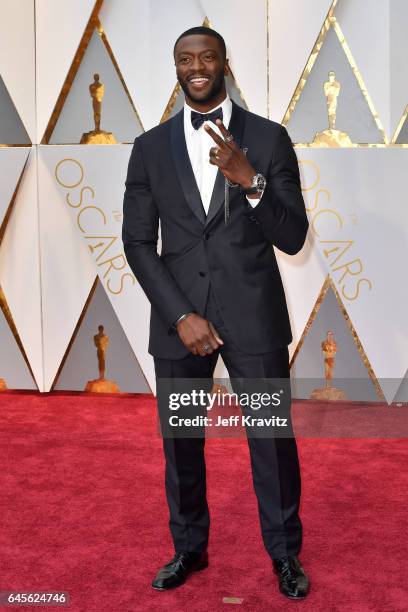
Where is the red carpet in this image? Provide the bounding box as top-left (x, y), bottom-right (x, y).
top-left (0, 391), bottom-right (407, 611)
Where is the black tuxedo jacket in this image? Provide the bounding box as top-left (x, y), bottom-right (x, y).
top-left (122, 101), bottom-right (308, 359)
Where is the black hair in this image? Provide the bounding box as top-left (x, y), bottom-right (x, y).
top-left (173, 26), bottom-right (226, 58)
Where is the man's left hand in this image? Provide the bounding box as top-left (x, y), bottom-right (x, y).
top-left (205, 119), bottom-right (256, 193)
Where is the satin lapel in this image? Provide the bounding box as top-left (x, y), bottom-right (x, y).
top-left (204, 101), bottom-right (246, 228)
top-left (170, 110), bottom-right (206, 225)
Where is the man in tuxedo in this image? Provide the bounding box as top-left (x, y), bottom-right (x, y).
top-left (122, 26), bottom-right (310, 599)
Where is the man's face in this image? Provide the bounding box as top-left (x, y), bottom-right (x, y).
top-left (174, 34), bottom-right (228, 105)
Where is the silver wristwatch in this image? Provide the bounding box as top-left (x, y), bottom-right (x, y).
top-left (242, 173), bottom-right (267, 195)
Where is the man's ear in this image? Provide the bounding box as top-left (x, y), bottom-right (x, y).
top-left (224, 58), bottom-right (230, 76)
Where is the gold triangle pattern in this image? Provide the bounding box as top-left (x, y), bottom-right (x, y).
top-left (96, 18), bottom-right (144, 132)
top-left (0, 155), bottom-right (37, 388)
top-left (50, 275), bottom-right (99, 390)
top-left (50, 276), bottom-right (153, 394)
top-left (282, 0), bottom-right (389, 147)
top-left (0, 75), bottom-right (32, 146)
top-left (391, 103), bottom-right (408, 144)
top-left (161, 81), bottom-right (182, 124)
top-left (290, 275), bottom-right (385, 401)
top-left (0, 285), bottom-right (38, 388)
top-left (41, 0), bottom-right (144, 144)
top-left (0, 156), bottom-right (28, 245)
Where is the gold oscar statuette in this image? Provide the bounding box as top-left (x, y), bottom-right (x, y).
top-left (312, 71), bottom-right (353, 147)
top-left (310, 331), bottom-right (347, 400)
top-left (0, 377), bottom-right (7, 390)
top-left (80, 74), bottom-right (117, 144)
top-left (84, 324), bottom-right (120, 393)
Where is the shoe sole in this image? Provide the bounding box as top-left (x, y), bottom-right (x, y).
top-left (280, 591), bottom-right (308, 600)
top-left (152, 561), bottom-right (209, 591)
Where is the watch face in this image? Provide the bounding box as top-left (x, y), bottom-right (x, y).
top-left (243, 174), bottom-right (266, 194)
top-left (256, 174), bottom-right (266, 191)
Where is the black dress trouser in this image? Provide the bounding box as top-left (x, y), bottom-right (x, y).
top-left (153, 285), bottom-right (302, 560)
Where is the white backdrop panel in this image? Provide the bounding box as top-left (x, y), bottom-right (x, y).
top-left (201, 0), bottom-right (267, 117)
top-left (335, 0), bottom-right (391, 139)
top-left (335, 0), bottom-right (408, 141)
top-left (0, 148), bottom-right (29, 226)
top-left (389, 0), bottom-right (408, 138)
top-left (0, 0), bottom-right (36, 142)
top-left (100, 0), bottom-right (205, 130)
top-left (99, 0), bottom-right (150, 131)
top-left (276, 234), bottom-right (327, 360)
top-left (37, 146), bottom-right (97, 391)
top-left (299, 148), bottom-right (408, 399)
top-left (35, 0), bottom-right (96, 143)
top-left (0, 148), bottom-right (43, 389)
top-left (39, 144), bottom-right (155, 392)
top-left (268, 0), bottom-right (334, 122)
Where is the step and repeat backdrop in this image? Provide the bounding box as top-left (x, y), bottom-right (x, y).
top-left (0, 0), bottom-right (407, 401)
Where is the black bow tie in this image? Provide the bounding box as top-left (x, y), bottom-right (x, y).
top-left (191, 107), bottom-right (223, 130)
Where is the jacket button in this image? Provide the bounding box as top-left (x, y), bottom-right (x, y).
top-left (203, 232), bottom-right (210, 240)
top-left (199, 271), bottom-right (206, 277)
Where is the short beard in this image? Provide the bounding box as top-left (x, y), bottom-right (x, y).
top-left (179, 70), bottom-right (225, 105)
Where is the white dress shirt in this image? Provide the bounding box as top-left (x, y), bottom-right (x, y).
top-left (183, 94), bottom-right (261, 215)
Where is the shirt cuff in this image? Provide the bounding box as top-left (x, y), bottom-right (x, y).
top-left (246, 190), bottom-right (264, 208)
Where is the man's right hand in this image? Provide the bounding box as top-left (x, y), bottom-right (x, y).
top-left (176, 313), bottom-right (224, 356)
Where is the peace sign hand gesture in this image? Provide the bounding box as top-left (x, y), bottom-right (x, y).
top-left (204, 119), bottom-right (256, 192)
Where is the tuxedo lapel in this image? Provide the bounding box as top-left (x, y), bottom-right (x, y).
top-left (205, 101), bottom-right (246, 227)
top-left (170, 110), bottom-right (206, 225)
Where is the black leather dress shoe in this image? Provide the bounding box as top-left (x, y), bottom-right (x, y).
top-left (273, 556), bottom-right (310, 599)
top-left (152, 550), bottom-right (208, 590)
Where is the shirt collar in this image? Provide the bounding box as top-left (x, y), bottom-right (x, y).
top-left (184, 94), bottom-right (232, 136)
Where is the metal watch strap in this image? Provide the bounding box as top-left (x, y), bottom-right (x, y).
top-left (241, 173), bottom-right (266, 195)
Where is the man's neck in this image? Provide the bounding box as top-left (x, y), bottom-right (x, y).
top-left (185, 92), bottom-right (228, 113)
